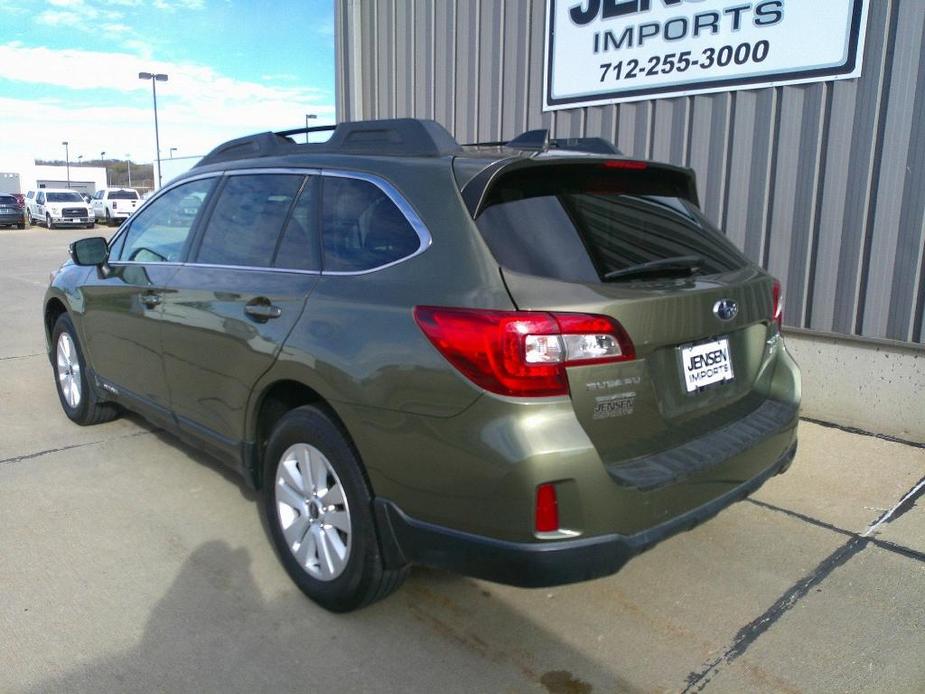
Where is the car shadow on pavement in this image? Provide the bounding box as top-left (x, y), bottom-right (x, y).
top-left (135, 417), bottom-right (257, 503)
top-left (25, 540), bottom-right (641, 694)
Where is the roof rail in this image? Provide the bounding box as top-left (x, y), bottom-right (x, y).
top-left (462, 129), bottom-right (622, 156)
top-left (195, 118), bottom-right (462, 168)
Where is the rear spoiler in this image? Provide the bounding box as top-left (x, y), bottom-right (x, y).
top-left (459, 157), bottom-right (700, 218)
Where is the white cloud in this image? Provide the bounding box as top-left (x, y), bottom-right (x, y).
top-left (0, 43), bottom-right (334, 163)
top-left (102, 22), bottom-right (131, 33)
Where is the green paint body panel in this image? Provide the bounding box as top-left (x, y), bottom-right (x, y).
top-left (43, 139), bottom-right (801, 580)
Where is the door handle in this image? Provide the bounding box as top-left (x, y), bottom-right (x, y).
top-left (244, 299), bottom-right (282, 321)
top-left (141, 292), bottom-right (161, 308)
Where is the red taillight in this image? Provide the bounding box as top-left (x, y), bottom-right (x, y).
top-left (535, 483), bottom-right (559, 533)
top-left (772, 280), bottom-right (783, 329)
top-left (413, 306), bottom-right (635, 397)
top-left (602, 160), bottom-right (647, 170)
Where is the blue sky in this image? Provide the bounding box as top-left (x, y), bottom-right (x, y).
top-left (0, 0), bottom-right (335, 163)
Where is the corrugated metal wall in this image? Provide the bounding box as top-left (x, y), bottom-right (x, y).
top-left (335, 0), bottom-right (925, 346)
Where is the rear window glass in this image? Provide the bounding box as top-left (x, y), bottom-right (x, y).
top-left (109, 190), bottom-right (139, 200)
top-left (47, 192), bottom-right (84, 203)
top-left (0, 195), bottom-right (16, 204)
top-left (475, 165), bottom-right (749, 283)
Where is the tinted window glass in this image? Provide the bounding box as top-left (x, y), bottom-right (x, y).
top-left (115, 178), bottom-right (214, 263)
top-left (274, 177), bottom-right (320, 271)
top-left (109, 189), bottom-right (139, 200)
top-left (0, 195), bottom-right (16, 204)
top-left (47, 192), bottom-right (83, 203)
top-left (476, 165), bottom-right (749, 283)
top-left (196, 174), bottom-right (302, 268)
top-left (321, 177), bottom-right (421, 272)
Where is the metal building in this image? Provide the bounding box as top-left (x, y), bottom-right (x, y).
top-left (334, 0), bottom-right (924, 439)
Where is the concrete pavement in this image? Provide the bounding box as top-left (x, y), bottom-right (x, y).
top-left (1, 226), bottom-right (923, 693)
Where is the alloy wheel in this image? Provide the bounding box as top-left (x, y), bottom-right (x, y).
top-left (56, 332), bottom-right (81, 408)
top-left (275, 443), bottom-right (352, 581)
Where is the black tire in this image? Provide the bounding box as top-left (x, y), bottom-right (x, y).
top-left (261, 405), bottom-right (408, 612)
top-left (51, 313), bottom-right (120, 426)
top-left (105, 209), bottom-right (112, 226)
top-left (17, 222), bottom-right (25, 229)
top-left (46, 214), bottom-right (53, 230)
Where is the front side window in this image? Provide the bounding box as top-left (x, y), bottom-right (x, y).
top-left (321, 176), bottom-right (421, 272)
top-left (114, 178), bottom-right (215, 263)
top-left (195, 174), bottom-right (303, 268)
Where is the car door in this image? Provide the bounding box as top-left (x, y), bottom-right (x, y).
top-left (78, 176), bottom-right (218, 428)
top-left (34, 191), bottom-right (45, 221)
top-left (158, 172), bottom-right (320, 459)
top-left (90, 190), bottom-right (103, 219)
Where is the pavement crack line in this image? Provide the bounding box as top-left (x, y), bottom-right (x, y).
top-left (0, 352), bottom-right (44, 362)
top-left (683, 475), bottom-right (925, 692)
top-left (0, 430), bottom-right (154, 466)
top-left (748, 498), bottom-right (925, 564)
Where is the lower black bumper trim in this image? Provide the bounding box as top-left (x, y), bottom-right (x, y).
top-left (374, 442), bottom-right (797, 588)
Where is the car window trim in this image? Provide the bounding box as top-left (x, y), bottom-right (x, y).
top-left (108, 166), bottom-right (433, 275)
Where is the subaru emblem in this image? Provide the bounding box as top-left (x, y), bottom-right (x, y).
top-left (713, 299), bottom-right (738, 321)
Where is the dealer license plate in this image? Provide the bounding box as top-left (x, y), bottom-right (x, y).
top-left (681, 338), bottom-right (734, 393)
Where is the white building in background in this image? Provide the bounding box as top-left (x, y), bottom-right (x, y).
top-left (158, 155), bottom-right (203, 188)
top-left (0, 160), bottom-right (108, 195)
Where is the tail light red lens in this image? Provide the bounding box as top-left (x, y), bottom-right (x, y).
top-left (413, 306), bottom-right (635, 397)
top-left (535, 483), bottom-right (559, 533)
top-left (772, 280), bottom-right (783, 329)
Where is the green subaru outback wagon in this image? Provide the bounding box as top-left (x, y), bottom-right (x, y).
top-left (44, 119), bottom-right (800, 612)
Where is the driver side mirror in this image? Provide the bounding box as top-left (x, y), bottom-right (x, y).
top-left (69, 237), bottom-right (109, 266)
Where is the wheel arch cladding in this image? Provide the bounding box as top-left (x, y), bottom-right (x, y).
top-left (250, 380), bottom-right (369, 492)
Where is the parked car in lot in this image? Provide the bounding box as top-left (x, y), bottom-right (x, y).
top-left (43, 118), bottom-right (800, 612)
top-left (0, 193), bottom-right (25, 229)
top-left (28, 189), bottom-right (94, 229)
top-left (90, 187), bottom-right (141, 225)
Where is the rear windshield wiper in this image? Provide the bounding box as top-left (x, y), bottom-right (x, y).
top-left (603, 255), bottom-right (705, 282)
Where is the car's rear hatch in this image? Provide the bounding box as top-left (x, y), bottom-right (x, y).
top-left (465, 157), bottom-right (783, 472)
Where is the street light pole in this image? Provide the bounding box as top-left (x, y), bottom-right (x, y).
top-left (169, 147), bottom-right (177, 158)
top-left (101, 151), bottom-right (107, 187)
top-left (62, 141), bottom-right (70, 188)
top-left (138, 71), bottom-right (168, 189)
top-left (125, 154), bottom-right (132, 187)
top-left (305, 113), bottom-right (317, 143)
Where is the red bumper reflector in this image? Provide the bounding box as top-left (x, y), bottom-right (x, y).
top-left (535, 483), bottom-right (559, 533)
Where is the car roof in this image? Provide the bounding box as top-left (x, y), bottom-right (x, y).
top-left (172, 118), bottom-right (660, 194)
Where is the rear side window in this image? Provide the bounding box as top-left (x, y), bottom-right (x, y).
top-left (321, 177), bottom-right (421, 272)
top-left (196, 174), bottom-right (303, 268)
top-left (274, 177), bottom-right (320, 271)
top-left (475, 165), bottom-right (749, 283)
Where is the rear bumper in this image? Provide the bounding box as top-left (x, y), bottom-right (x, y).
top-left (374, 442), bottom-right (797, 588)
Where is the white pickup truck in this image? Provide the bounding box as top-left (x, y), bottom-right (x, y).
top-left (91, 187), bottom-right (141, 225)
top-left (28, 189), bottom-right (94, 229)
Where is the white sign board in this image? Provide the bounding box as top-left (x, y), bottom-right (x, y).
top-left (544, 0), bottom-right (869, 110)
